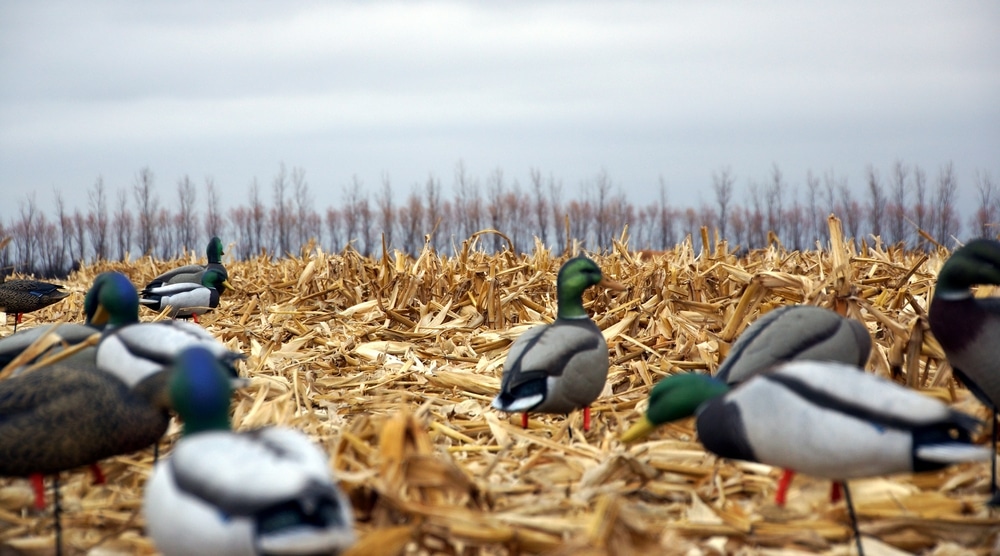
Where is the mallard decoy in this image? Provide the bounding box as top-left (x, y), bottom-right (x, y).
top-left (144, 347), bottom-right (356, 556)
top-left (145, 236), bottom-right (229, 294)
top-left (928, 238), bottom-right (1000, 504)
top-left (0, 272), bottom-right (138, 369)
top-left (0, 278), bottom-right (71, 331)
top-left (0, 274), bottom-right (172, 554)
top-left (491, 256), bottom-right (625, 431)
top-left (622, 361), bottom-right (991, 555)
top-left (140, 268), bottom-right (232, 322)
top-left (715, 305), bottom-right (871, 384)
top-left (714, 304), bottom-right (872, 504)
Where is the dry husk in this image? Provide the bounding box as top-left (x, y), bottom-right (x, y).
top-left (1, 219), bottom-right (998, 555)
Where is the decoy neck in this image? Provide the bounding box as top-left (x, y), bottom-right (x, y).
top-left (555, 256), bottom-right (625, 319)
top-left (170, 347), bottom-right (234, 435)
top-left (935, 239), bottom-right (1000, 299)
top-left (86, 272), bottom-right (141, 328)
top-left (206, 237), bottom-right (224, 265)
top-left (202, 268), bottom-right (234, 293)
top-left (621, 373), bottom-right (730, 442)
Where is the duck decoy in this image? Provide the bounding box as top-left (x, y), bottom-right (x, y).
top-left (928, 238), bottom-right (1000, 504)
top-left (491, 255), bottom-right (625, 432)
top-left (140, 268), bottom-right (232, 322)
top-left (0, 278), bottom-right (71, 331)
top-left (714, 304), bottom-right (872, 505)
top-left (0, 275), bottom-right (174, 554)
top-left (144, 347), bottom-right (356, 556)
top-left (0, 271), bottom-right (136, 369)
top-left (145, 236), bottom-right (229, 294)
top-left (622, 361), bottom-right (991, 555)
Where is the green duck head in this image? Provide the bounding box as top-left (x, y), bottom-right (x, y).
top-left (935, 239), bottom-right (1000, 297)
top-left (85, 272), bottom-right (140, 328)
top-left (620, 373), bottom-right (730, 442)
top-left (206, 237), bottom-right (225, 264)
top-left (556, 256), bottom-right (626, 319)
top-left (201, 268), bottom-right (235, 293)
top-left (169, 346), bottom-right (234, 435)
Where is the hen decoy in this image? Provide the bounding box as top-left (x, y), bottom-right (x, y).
top-left (144, 347), bottom-right (356, 556)
top-left (145, 236), bottom-right (229, 294)
top-left (140, 267), bottom-right (232, 322)
top-left (928, 238), bottom-right (1000, 504)
top-left (715, 304), bottom-right (872, 505)
top-left (491, 256), bottom-right (625, 431)
top-left (622, 361), bottom-right (990, 555)
top-left (0, 278), bottom-right (71, 331)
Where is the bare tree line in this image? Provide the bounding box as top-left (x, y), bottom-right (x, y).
top-left (2, 160), bottom-right (996, 277)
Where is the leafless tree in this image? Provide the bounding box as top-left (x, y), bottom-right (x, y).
top-left (971, 170), bottom-right (997, 238)
top-left (248, 179), bottom-right (266, 256)
top-left (487, 168), bottom-right (506, 252)
top-left (71, 209), bottom-right (87, 264)
top-left (912, 165), bottom-right (930, 250)
top-left (784, 190), bottom-right (803, 250)
top-left (341, 176), bottom-right (362, 253)
top-left (399, 185), bottom-right (424, 254)
top-left (86, 176), bottom-right (109, 260)
top-left (887, 160), bottom-right (909, 246)
top-left (765, 164), bottom-right (785, 241)
top-left (289, 167), bottom-right (312, 251)
top-left (566, 199), bottom-right (593, 247)
top-left (55, 193), bottom-right (73, 269)
top-left (376, 173), bottom-right (395, 251)
top-left (729, 206), bottom-right (747, 248)
top-left (805, 170), bottom-right (820, 245)
top-left (934, 161), bottom-right (960, 245)
top-left (747, 182), bottom-right (765, 249)
top-left (112, 188), bottom-right (133, 261)
top-left (838, 184), bottom-right (862, 241)
top-left (656, 176), bottom-right (674, 248)
top-left (591, 169), bottom-right (615, 251)
top-left (454, 160), bottom-right (482, 239)
top-left (550, 175), bottom-right (566, 251)
top-left (204, 177), bottom-right (224, 241)
top-left (424, 173), bottom-right (442, 250)
top-left (271, 164), bottom-right (291, 255)
top-left (866, 165), bottom-right (885, 240)
top-left (357, 179), bottom-right (374, 256)
top-left (12, 194), bottom-right (41, 273)
top-left (529, 168), bottom-right (549, 246)
top-left (325, 207), bottom-right (342, 251)
top-left (176, 175), bottom-right (198, 253)
top-left (712, 166), bottom-right (734, 240)
top-left (133, 167), bottom-right (159, 256)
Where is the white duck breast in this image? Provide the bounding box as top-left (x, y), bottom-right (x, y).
top-left (716, 306), bottom-right (871, 384)
top-left (96, 321), bottom-right (243, 387)
top-left (144, 428), bottom-right (355, 556)
top-left (141, 282), bottom-right (220, 318)
top-left (493, 318), bottom-right (608, 414)
top-left (696, 361), bottom-right (989, 479)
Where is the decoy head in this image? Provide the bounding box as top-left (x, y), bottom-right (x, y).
top-left (169, 346), bottom-right (234, 435)
top-left (85, 272), bottom-right (140, 328)
top-left (202, 268), bottom-right (235, 293)
top-left (206, 237), bottom-right (225, 264)
top-left (556, 256), bottom-right (626, 319)
top-left (936, 239), bottom-right (1000, 295)
top-left (620, 373), bottom-right (729, 442)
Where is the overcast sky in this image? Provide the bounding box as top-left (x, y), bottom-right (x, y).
top-left (2, 1), bottom-right (998, 229)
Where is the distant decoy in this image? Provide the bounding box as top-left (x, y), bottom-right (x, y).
top-left (144, 347), bottom-right (356, 556)
top-left (928, 238), bottom-right (1000, 504)
top-left (145, 236), bottom-right (230, 294)
top-left (491, 256), bottom-right (626, 431)
top-left (622, 361), bottom-right (990, 555)
top-left (140, 268), bottom-right (232, 322)
top-left (0, 278), bottom-right (71, 331)
top-left (714, 304), bottom-right (872, 504)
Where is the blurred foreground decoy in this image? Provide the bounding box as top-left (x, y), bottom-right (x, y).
top-left (622, 361), bottom-right (990, 556)
top-left (0, 273), bottom-right (172, 554)
top-left (491, 256), bottom-right (625, 432)
top-left (144, 347), bottom-right (356, 556)
top-left (145, 236), bottom-right (229, 294)
top-left (714, 304), bottom-right (872, 505)
top-left (929, 238), bottom-right (1000, 505)
top-left (140, 268), bottom-right (232, 322)
top-left (0, 278), bottom-right (71, 331)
